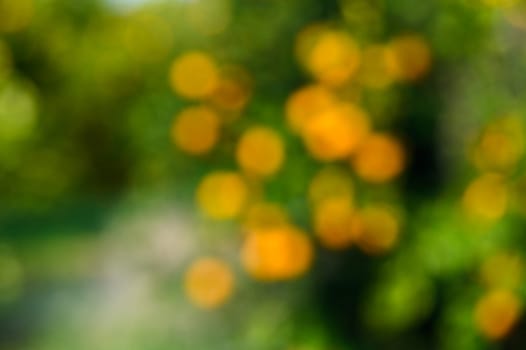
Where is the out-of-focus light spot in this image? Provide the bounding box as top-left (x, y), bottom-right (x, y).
top-left (121, 12), bottom-right (173, 63)
top-left (480, 252), bottom-right (523, 290)
top-left (285, 84), bottom-right (336, 134)
top-left (209, 65), bottom-right (252, 116)
top-left (353, 205), bottom-right (400, 255)
top-left (385, 34), bottom-right (431, 82)
top-left (351, 133), bottom-right (406, 183)
top-left (236, 126), bottom-right (285, 178)
top-left (462, 173), bottom-right (508, 223)
top-left (171, 105), bottom-right (220, 155)
top-left (308, 166), bottom-right (354, 206)
top-left (186, 0), bottom-right (231, 36)
top-left (241, 226), bottom-right (313, 281)
top-left (474, 289), bottom-right (522, 340)
top-left (196, 171), bottom-right (248, 220)
top-left (0, 246), bottom-right (23, 303)
top-left (169, 51), bottom-right (219, 99)
top-left (302, 103), bottom-right (370, 161)
top-left (470, 115), bottom-right (524, 173)
top-left (0, 0), bottom-right (34, 33)
top-left (358, 45), bottom-right (394, 89)
top-left (0, 79), bottom-right (37, 146)
top-left (299, 28), bottom-right (361, 87)
top-left (184, 257), bottom-right (234, 309)
top-left (242, 202), bottom-right (289, 232)
top-left (313, 197), bottom-right (356, 250)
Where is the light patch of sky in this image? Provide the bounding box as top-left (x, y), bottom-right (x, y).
top-left (104, 0), bottom-right (164, 12)
top-left (105, 0), bottom-right (197, 13)
top-left (104, 0), bottom-right (150, 12)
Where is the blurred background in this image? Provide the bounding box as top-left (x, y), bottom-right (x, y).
top-left (1, 0), bottom-right (526, 349)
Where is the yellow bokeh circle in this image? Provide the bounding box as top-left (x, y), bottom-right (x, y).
top-left (184, 257), bottom-right (234, 309)
top-left (196, 171), bottom-right (248, 220)
top-left (169, 51), bottom-right (219, 99)
top-left (474, 289), bottom-right (522, 340)
top-left (305, 30), bottom-right (361, 86)
top-left (302, 103), bottom-right (370, 161)
top-left (470, 116), bottom-right (524, 173)
top-left (462, 173), bottom-right (508, 223)
top-left (285, 84), bottom-right (336, 134)
top-left (313, 197), bottom-right (357, 250)
top-left (236, 126), bottom-right (285, 177)
top-left (171, 105), bottom-right (220, 155)
top-left (351, 133), bottom-right (406, 183)
top-left (241, 226), bottom-right (313, 281)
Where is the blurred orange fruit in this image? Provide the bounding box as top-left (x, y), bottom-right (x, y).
top-left (184, 257), bottom-right (234, 309)
top-left (171, 105), bottom-right (220, 155)
top-left (241, 226), bottom-right (313, 281)
top-left (351, 133), bottom-right (405, 183)
top-left (313, 197), bottom-right (357, 249)
top-left (474, 289), bottom-right (522, 340)
top-left (302, 103), bottom-right (370, 161)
